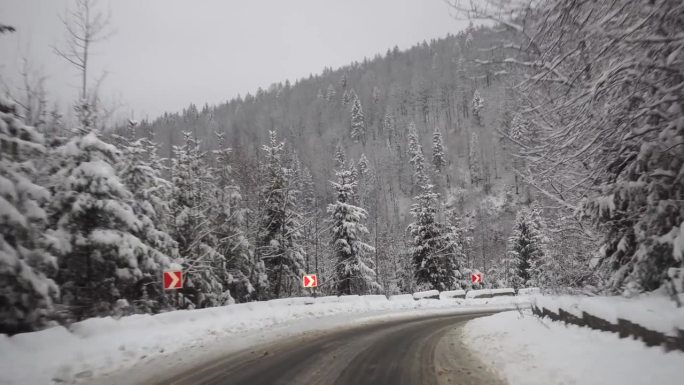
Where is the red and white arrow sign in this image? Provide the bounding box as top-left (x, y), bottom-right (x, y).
top-left (163, 270), bottom-right (183, 290)
top-left (302, 274), bottom-right (317, 288)
top-left (471, 273), bottom-right (483, 284)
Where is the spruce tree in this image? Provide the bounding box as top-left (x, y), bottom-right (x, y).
top-left (469, 132), bottom-right (483, 186)
top-left (350, 96), bottom-right (366, 144)
top-left (432, 127), bottom-right (446, 173)
top-left (170, 132), bottom-right (224, 308)
top-left (116, 122), bottom-right (178, 312)
top-left (258, 131), bottom-right (305, 298)
top-left (472, 89), bottom-right (484, 126)
top-left (506, 207), bottom-right (546, 289)
top-left (0, 100), bottom-right (59, 333)
top-left (210, 131), bottom-right (254, 302)
top-left (408, 183), bottom-right (461, 291)
top-left (328, 168), bottom-right (378, 295)
top-left (49, 129), bottom-right (169, 319)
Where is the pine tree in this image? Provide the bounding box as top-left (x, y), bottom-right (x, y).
top-left (350, 96), bottom-right (366, 144)
top-left (0, 100), bottom-right (59, 333)
top-left (170, 132), bottom-right (224, 308)
top-left (432, 127), bottom-right (446, 173)
top-left (210, 131), bottom-right (254, 303)
top-left (116, 121), bottom-right (178, 312)
top-left (407, 122), bottom-right (420, 166)
top-left (472, 89), bottom-right (484, 126)
top-left (506, 207), bottom-right (546, 289)
top-left (342, 89), bottom-right (351, 105)
top-left (408, 183), bottom-right (461, 291)
top-left (334, 144), bottom-right (346, 170)
top-left (469, 132), bottom-right (483, 186)
top-left (258, 131), bottom-right (305, 298)
top-left (325, 84), bottom-right (336, 102)
top-left (383, 113), bottom-right (395, 147)
top-left (357, 154), bottom-right (369, 178)
top-left (49, 127), bottom-right (170, 319)
top-left (328, 168), bottom-right (378, 295)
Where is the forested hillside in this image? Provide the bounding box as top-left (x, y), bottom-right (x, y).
top-left (130, 25), bottom-right (529, 294)
top-left (2, 0), bottom-right (682, 335)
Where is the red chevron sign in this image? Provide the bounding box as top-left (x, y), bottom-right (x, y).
top-left (471, 273), bottom-right (482, 284)
top-left (302, 274), bottom-right (317, 288)
top-left (163, 270), bottom-right (183, 290)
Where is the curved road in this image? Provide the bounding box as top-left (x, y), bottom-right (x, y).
top-left (153, 311), bottom-right (505, 385)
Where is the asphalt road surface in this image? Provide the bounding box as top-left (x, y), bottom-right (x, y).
top-left (154, 311), bottom-right (506, 385)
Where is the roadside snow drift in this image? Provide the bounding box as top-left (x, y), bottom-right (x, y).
top-left (463, 310), bottom-right (684, 385)
top-left (0, 295), bottom-right (528, 385)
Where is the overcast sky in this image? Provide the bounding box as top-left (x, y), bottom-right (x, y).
top-left (0, 0), bottom-right (468, 120)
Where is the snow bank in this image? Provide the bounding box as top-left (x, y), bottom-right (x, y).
top-left (463, 310), bottom-right (684, 385)
top-left (491, 288), bottom-right (515, 296)
top-left (0, 295), bottom-right (525, 385)
top-left (466, 289), bottom-right (491, 299)
top-left (413, 290), bottom-right (440, 299)
top-left (517, 287), bottom-right (540, 296)
top-left (440, 290), bottom-right (466, 299)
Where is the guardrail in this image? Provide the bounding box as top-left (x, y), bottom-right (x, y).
top-left (531, 299), bottom-right (684, 353)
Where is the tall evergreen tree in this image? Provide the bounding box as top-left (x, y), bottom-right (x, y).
top-left (116, 122), bottom-right (178, 312)
top-left (0, 100), bottom-right (59, 333)
top-left (210, 131), bottom-right (254, 302)
top-left (170, 132), bottom-right (225, 308)
top-left (471, 89), bottom-right (484, 126)
top-left (258, 131), bottom-right (305, 298)
top-left (350, 96), bottom-right (366, 144)
top-left (49, 128), bottom-right (170, 319)
top-left (328, 168), bottom-right (378, 295)
top-left (432, 127), bottom-right (446, 173)
top-left (408, 183), bottom-right (461, 291)
top-left (469, 132), bottom-right (483, 186)
top-left (506, 207), bottom-right (546, 289)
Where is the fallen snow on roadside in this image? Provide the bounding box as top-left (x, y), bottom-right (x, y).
top-left (0, 295), bottom-right (528, 385)
top-left (463, 310), bottom-right (684, 385)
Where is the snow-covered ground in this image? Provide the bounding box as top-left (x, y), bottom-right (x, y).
top-left (0, 295), bottom-right (528, 385)
top-left (463, 310), bottom-right (684, 385)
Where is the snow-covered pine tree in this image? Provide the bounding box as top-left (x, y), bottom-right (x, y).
top-left (210, 131), bottom-right (254, 303)
top-left (506, 207), bottom-right (546, 289)
top-left (342, 89), bottom-right (351, 105)
top-left (258, 131), bottom-right (305, 299)
top-left (469, 132), bottom-right (483, 186)
top-left (383, 113), bottom-right (395, 147)
top-left (0, 99), bottom-right (59, 333)
top-left (408, 183), bottom-right (461, 291)
top-left (49, 127), bottom-right (170, 319)
top-left (325, 84), bottom-right (336, 102)
top-left (328, 168), bottom-right (378, 295)
top-left (334, 144), bottom-right (346, 170)
top-left (170, 132), bottom-right (224, 308)
top-left (471, 89), bottom-right (484, 126)
top-left (432, 127), bottom-right (446, 173)
top-left (116, 121), bottom-right (178, 312)
top-left (350, 95), bottom-right (366, 144)
top-left (509, 113), bottom-right (527, 142)
top-left (407, 122), bottom-right (420, 166)
top-left (357, 154), bottom-right (369, 178)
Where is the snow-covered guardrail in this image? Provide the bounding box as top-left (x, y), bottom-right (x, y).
top-left (531, 294), bottom-right (684, 352)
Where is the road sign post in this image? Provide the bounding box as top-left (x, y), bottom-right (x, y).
top-left (302, 274), bottom-right (317, 288)
top-left (163, 270), bottom-right (183, 290)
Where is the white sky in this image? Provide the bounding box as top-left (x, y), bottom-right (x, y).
top-left (0, 0), bottom-right (468, 120)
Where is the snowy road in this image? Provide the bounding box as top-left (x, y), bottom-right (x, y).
top-left (146, 311), bottom-right (504, 385)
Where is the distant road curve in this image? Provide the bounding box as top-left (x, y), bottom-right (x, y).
top-left (151, 310), bottom-right (506, 385)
